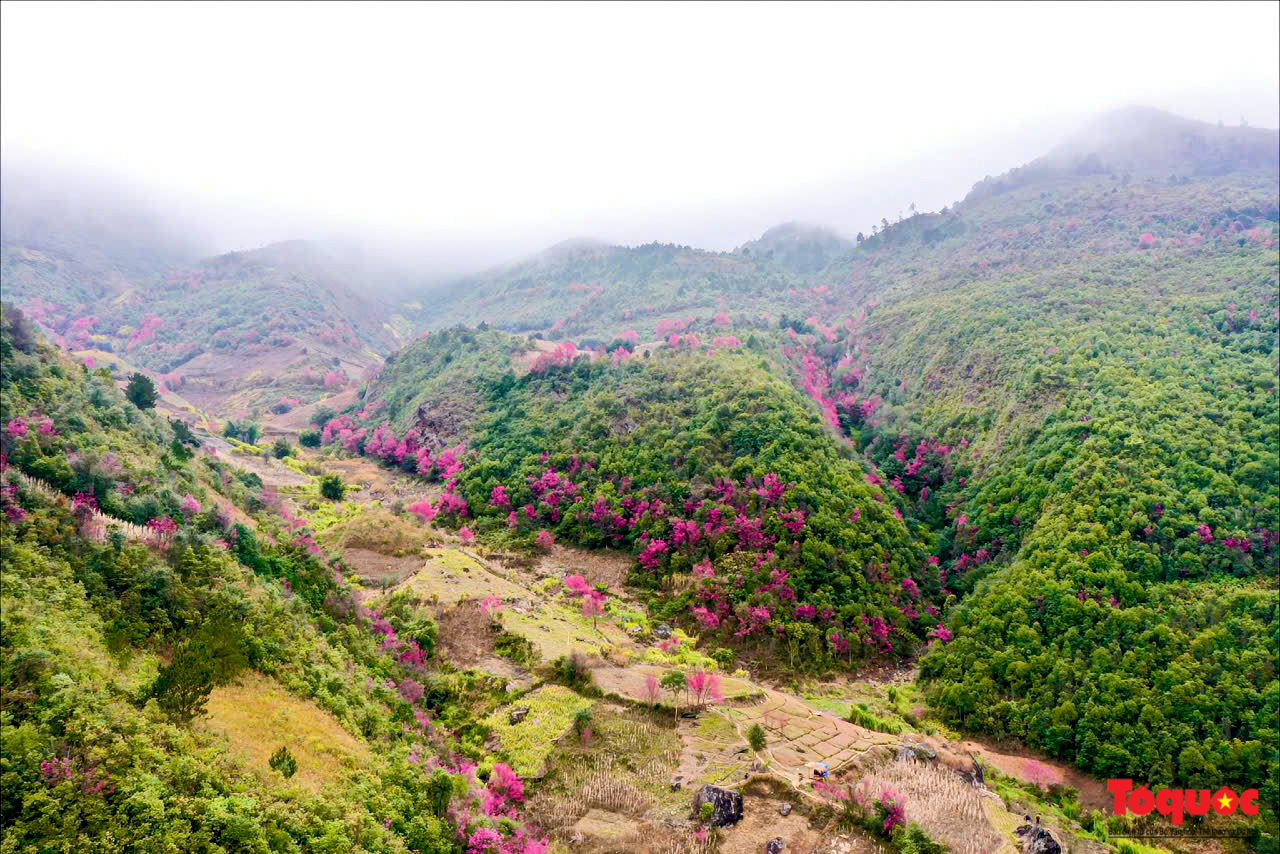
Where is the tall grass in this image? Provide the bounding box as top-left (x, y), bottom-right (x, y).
top-left (851, 757), bottom-right (1004, 854)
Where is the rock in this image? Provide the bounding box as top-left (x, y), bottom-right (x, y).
top-left (653, 623), bottom-right (672, 639)
top-left (626, 624), bottom-right (643, 636)
top-left (508, 706), bottom-right (530, 724)
top-left (767, 838), bottom-right (785, 854)
top-left (691, 785), bottom-right (743, 827)
top-left (895, 741), bottom-right (936, 762)
top-left (1014, 823), bottom-right (1062, 854)
top-left (778, 802), bottom-right (792, 816)
top-left (671, 780), bottom-right (682, 791)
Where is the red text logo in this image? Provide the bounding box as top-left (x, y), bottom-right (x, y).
top-left (1108, 780), bottom-right (1258, 826)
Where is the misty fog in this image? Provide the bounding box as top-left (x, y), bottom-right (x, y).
top-left (3, 1), bottom-right (1278, 289)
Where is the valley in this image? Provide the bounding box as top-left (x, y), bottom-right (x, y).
top-left (1, 105), bottom-right (1276, 854)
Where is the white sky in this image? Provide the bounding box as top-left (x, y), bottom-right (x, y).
top-left (2, 0), bottom-right (1278, 267)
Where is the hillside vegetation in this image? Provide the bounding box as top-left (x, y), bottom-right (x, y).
top-left (329, 109), bottom-right (1280, 841)
top-left (0, 313), bottom-right (553, 853)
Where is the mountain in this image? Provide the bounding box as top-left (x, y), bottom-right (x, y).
top-left (0, 164), bottom-right (201, 306)
top-left (734, 222), bottom-right (855, 274)
top-left (2, 106), bottom-right (1278, 851)
top-left (3, 223), bottom-right (414, 415)
top-left (412, 239), bottom-right (797, 345)
top-left (963, 105), bottom-right (1279, 202)
top-left (356, 106), bottom-right (1279, 831)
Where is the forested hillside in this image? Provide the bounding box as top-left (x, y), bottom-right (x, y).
top-left (330, 109), bottom-right (1280, 841)
top-left (0, 311), bottom-right (554, 853)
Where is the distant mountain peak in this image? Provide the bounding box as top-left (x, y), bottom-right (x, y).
top-left (734, 222), bottom-right (854, 274)
top-left (964, 106), bottom-right (1278, 204)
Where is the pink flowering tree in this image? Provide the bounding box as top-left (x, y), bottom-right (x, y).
top-left (1022, 758), bottom-right (1057, 790)
top-left (581, 590), bottom-right (606, 630)
top-left (642, 673), bottom-right (661, 706)
top-left (687, 671), bottom-right (724, 706)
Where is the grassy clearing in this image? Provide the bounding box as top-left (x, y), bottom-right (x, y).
top-left (199, 671), bottom-right (373, 794)
top-left (689, 710), bottom-right (740, 744)
top-left (498, 599), bottom-right (633, 661)
top-left (483, 685), bottom-right (594, 777)
top-left (317, 506), bottom-right (430, 556)
top-left (377, 547), bottom-right (528, 607)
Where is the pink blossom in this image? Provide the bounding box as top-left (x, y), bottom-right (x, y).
top-left (147, 516), bottom-right (177, 535)
top-left (563, 574), bottom-right (593, 596)
top-left (643, 673), bottom-right (661, 705)
top-left (458, 527), bottom-right (475, 542)
top-left (687, 671), bottom-right (724, 705)
top-left (408, 499), bottom-right (438, 523)
top-left (535, 528), bottom-right (555, 549)
top-left (637, 538), bottom-right (668, 570)
top-left (179, 494), bottom-right (201, 517)
top-left (581, 590), bottom-right (606, 620)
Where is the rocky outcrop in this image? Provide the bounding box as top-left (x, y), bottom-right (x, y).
top-left (690, 785), bottom-right (743, 827)
top-left (1014, 822), bottom-right (1062, 854)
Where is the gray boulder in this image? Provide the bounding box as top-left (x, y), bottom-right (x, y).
top-left (653, 623), bottom-right (673, 639)
top-left (508, 706), bottom-right (530, 724)
top-left (766, 838), bottom-right (785, 854)
top-left (691, 785), bottom-right (743, 826)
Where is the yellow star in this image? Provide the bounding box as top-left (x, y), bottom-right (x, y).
top-left (1217, 793), bottom-right (1234, 810)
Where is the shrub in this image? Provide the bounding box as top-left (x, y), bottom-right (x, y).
top-left (272, 437), bottom-right (293, 459)
top-left (299, 429), bottom-right (321, 447)
top-left (149, 644), bottom-right (216, 722)
top-left (269, 746), bottom-right (298, 778)
top-left (551, 653), bottom-right (593, 690)
top-left (125, 372), bottom-right (158, 409)
top-left (319, 475), bottom-right (345, 501)
top-left (572, 707), bottom-right (593, 736)
top-left (747, 723), bottom-right (767, 752)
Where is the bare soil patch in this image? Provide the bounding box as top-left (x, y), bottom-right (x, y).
top-left (716, 789), bottom-right (829, 854)
top-left (340, 548), bottom-right (423, 590)
top-left (534, 544), bottom-right (633, 589)
top-left (438, 600), bottom-right (499, 667)
top-left (322, 455), bottom-right (435, 505)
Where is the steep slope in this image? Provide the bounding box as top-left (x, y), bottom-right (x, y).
top-left (769, 118), bottom-right (1280, 810)
top-left (0, 309), bottom-right (554, 853)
